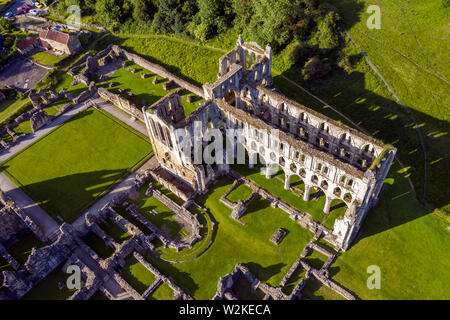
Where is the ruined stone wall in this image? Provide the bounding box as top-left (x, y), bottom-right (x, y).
top-left (111, 45), bottom-right (204, 98)
top-left (97, 87), bottom-right (144, 121)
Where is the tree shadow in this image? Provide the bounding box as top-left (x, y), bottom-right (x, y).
top-left (274, 55), bottom-right (449, 241)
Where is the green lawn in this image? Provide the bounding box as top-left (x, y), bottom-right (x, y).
top-left (143, 176), bottom-right (314, 300)
top-left (331, 163), bottom-right (450, 300)
top-left (226, 183), bottom-right (253, 203)
top-left (2, 108), bottom-right (153, 222)
top-left (122, 255), bottom-right (156, 294)
top-left (153, 205), bottom-right (214, 263)
top-left (122, 183), bottom-right (185, 238)
top-left (233, 163), bottom-right (348, 224)
top-left (0, 98), bottom-right (33, 125)
top-left (147, 282), bottom-right (174, 300)
top-left (99, 60), bottom-right (204, 114)
top-left (31, 51), bottom-right (66, 66)
top-left (118, 35), bottom-right (224, 86)
top-left (99, 219), bottom-right (131, 244)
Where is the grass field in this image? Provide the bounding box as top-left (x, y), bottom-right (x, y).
top-left (226, 183), bottom-right (253, 203)
top-left (0, 98), bottom-right (32, 125)
top-left (1, 108), bottom-right (152, 222)
top-left (324, 0), bottom-right (449, 212)
top-left (31, 51), bottom-right (66, 66)
top-left (147, 282), bottom-right (174, 300)
top-left (122, 255), bottom-right (156, 294)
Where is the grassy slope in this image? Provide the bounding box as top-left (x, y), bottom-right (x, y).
top-left (331, 0), bottom-right (450, 211)
top-left (2, 109), bottom-right (152, 222)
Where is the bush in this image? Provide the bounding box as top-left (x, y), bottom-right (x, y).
top-left (443, 0), bottom-right (450, 8)
top-left (337, 53), bottom-right (352, 73)
top-left (302, 56), bottom-right (331, 82)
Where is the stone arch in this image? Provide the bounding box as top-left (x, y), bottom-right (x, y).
top-left (269, 151), bottom-right (277, 162)
top-left (279, 156), bottom-right (286, 167)
top-left (320, 180), bottom-right (329, 190)
top-left (278, 102), bottom-right (287, 113)
top-left (311, 175), bottom-right (319, 184)
top-left (300, 112), bottom-right (308, 123)
top-left (259, 145), bottom-right (265, 156)
top-left (251, 141), bottom-right (257, 150)
top-left (333, 187), bottom-right (342, 197)
top-left (299, 168), bottom-right (306, 178)
top-left (343, 193), bottom-right (353, 203)
top-left (224, 89), bottom-right (236, 106)
top-left (289, 162), bottom-right (297, 173)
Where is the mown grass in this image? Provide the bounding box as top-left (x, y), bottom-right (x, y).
top-left (99, 219), bottom-right (131, 244)
top-left (122, 255), bottom-right (156, 294)
top-left (226, 183), bottom-right (253, 203)
top-left (31, 51), bottom-right (66, 66)
top-left (330, 163), bottom-right (450, 299)
top-left (147, 282), bottom-right (174, 300)
top-left (1, 108), bottom-right (153, 223)
top-left (144, 176), bottom-right (314, 300)
top-left (153, 205), bottom-right (214, 263)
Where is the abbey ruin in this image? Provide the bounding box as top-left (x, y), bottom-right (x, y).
top-left (143, 36), bottom-right (396, 251)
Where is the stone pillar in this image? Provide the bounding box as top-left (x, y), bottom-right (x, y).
top-left (303, 184), bottom-right (311, 201)
top-left (265, 165), bottom-right (272, 179)
top-left (323, 196), bottom-right (333, 214)
top-left (284, 175), bottom-right (290, 190)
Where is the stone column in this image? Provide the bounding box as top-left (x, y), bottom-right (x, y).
top-left (265, 165), bottom-right (272, 179)
top-left (323, 196), bottom-right (333, 214)
top-left (284, 175), bottom-right (291, 190)
top-left (303, 184), bottom-right (312, 201)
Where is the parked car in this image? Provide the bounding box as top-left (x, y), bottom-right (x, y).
top-left (16, 7), bottom-right (26, 14)
top-left (29, 9), bottom-right (40, 15)
top-left (23, 3), bottom-right (33, 10)
top-left (3, 12), bottom-right (13, 18)
top-left (52, 25), bottom-right (61, 31)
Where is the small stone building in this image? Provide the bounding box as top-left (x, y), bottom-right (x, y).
top-left (38, 29), bottom-right (81, 55)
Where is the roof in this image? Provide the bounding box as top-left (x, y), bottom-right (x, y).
top-left (39, 29), bottom-right (70, 45)
top-left (17, 37), bottom-right (38, 51)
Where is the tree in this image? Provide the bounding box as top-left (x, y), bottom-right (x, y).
top-left (302, 56), bottom-right (331, 82)
top-left (232, 0), bottom-right (253, 32)
top-left (0, 18), bottom-right (14, 33)
top-left (248, 0), bottom-right (304, 51)
top-left (95, 0), bottom-right (125, 27)
top-left (152, 0), bottom-right (196, 34)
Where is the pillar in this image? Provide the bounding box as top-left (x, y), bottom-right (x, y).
top-left (284, 175), bottom-right (291, 190)
top-left (303, 184), bottom-right (311, 201)
top-left (265, 165), bottom-right (272, 179)
top-left (323, 196), bottom-right (333, 214)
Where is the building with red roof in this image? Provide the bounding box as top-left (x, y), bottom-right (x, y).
top-left (38, 28), bottom-right (81, 55)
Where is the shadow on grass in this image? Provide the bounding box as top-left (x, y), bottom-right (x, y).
top-left (275, 56), bottom-right (449, 241)
top-left (245, 262), bottom-right (286, 283)
top-left (0, 168), bottom-right (135, 223)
